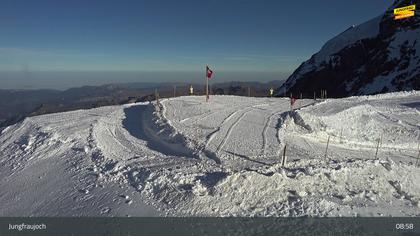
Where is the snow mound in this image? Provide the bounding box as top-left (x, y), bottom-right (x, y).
top-left (280, 92), bottom-right (420, 150)
top-left (180, 158), bottom-right (420, 217)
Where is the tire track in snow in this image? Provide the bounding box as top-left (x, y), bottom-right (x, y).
top-left (193, 102), bottom-right (254, 125)
top-left (179, 112), bottom-right (212, 123)
top-left (179, 108), bottom-right (225, 124)
top-left (194, 107), bottom-right (250, 164)
top-left (214, 107), bottom-right (255, 155)
top-left (260, 101), bottom-right (290, 157)
top-left (260, 111), bottom-right (280, 157)
top-left (205, 110), bottom-right (240, 145)
top-left (206, 102), bottom-right (277, 156)
top-left (202, 105), bottom-right (254, 149)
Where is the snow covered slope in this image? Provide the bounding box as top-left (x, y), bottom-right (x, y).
top-left (1, 92), bottom-right (419, 216)
top-left (278, 0), bottom-right (420, 97)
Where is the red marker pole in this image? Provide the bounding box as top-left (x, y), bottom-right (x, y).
top-left (206, 73), bottom-right (209, 102)
top-left (205, 65), bottom-right (213, 102)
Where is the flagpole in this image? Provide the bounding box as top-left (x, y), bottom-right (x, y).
top-left (206, 65), bottom-right (209, 102)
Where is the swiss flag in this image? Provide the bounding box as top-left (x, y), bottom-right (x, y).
top-left (206, 66), bottom-right (213, 79)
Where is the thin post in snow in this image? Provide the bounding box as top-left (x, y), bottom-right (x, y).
top-left (173, 85), bottom-right (176, 98)
top-left (206, 65), bottom-right (209, 102)
top-left (155, 88), bottom-right (160, 111)
top-left (325, 90), bottom-right (328, 99)
top-left (324, 135), bottom-right (330, 159)
top-left (282, 144), bottom-right (287, 167)
top-left (416, 131), bottom-right (420, 167)
top-left (313, 91), bottom-right (316, 101)
top-left (300, 93), bottom-right (302, 99)
top-left (416, 141), bottom-right (420, 167)
top-left (248, 86), bottom-right (251, 97)
top-left (155, 89), bottom-right (159, 103)
top-left (233, 141), bottom-right (236, 160)
top-left (374, 135), bottom-right (381, 160)
top-left (290, 97), bottom-right (294, 112)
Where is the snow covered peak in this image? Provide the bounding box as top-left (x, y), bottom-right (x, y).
top-left (277, 1), bottom-right (419, 97)
top-left (313, 15), bottom-right (383, 65)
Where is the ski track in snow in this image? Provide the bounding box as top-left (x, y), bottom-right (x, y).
top-left (204, 106), bottom-right (246, 149)
top-left (1, 92), bottom-right (420, 217)
top-left (260, 101), bottom-right (291, 157)
top-left (214, 107), bottom-right (255, 155)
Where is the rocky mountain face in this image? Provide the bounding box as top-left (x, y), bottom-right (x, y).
top-left (277, 0), bottom-right (420, 98)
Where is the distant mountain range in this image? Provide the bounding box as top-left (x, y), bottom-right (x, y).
top-left (0, 80), bottom-right (283, 129)
top-left (277, 0), bottom-right (420, 97)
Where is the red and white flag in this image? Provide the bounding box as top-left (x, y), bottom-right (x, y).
top-left (206, 66), bottom-right (213, 79)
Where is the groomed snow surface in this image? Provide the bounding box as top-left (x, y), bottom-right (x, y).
top-left (0, 91), bottom-right (419, 216)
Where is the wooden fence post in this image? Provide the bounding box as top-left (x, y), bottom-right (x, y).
top-left (374, 135), bottom-right (381, 159)
top-left (324, 135), bottom-right (330, 159)
top-left (154, 89), bottom-right (160, 111)
top-left (282, 144), bottom-right (287, 167)
top-left (155, 89), bottom-right (159, 103)
top-left (233, 141), bottom-right (236, 160)
top-left (416, 141), bottom-right (420, 167)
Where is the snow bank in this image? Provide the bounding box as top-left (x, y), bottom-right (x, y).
top-left (180, 158), bottom-right (420, 217)
top-left (280, 91), bottom-right (420, 150)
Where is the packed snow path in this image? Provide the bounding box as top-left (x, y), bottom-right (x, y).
top-left (0, 92), bottom-right (419, 216)
top-left (163, 96), bottom-right (314, 169)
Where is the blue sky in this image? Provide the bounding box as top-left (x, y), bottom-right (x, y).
top-left (0, 0), bottom-right (390, 88)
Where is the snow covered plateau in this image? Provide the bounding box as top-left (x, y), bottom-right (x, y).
top-left (0, 91), bottom-right (419, 217)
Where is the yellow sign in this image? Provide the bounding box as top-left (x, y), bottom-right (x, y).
top-left (394, 5), bottom-right (416, 14)
top-left (394, 4), bottom-right (415, 20)
top-left (395, 11), bottom-right (415, 20)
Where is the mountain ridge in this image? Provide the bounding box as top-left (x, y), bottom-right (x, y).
top-left (277, 0), bottom-right (420, 97)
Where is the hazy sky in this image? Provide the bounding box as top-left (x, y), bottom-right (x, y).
top-left (0, 0), bottom-right (390, 89)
